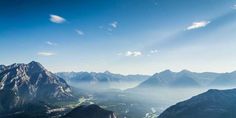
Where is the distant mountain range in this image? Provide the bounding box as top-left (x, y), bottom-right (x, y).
top-left (136, 69), bottom-right (236, 88)
top-left (210, 71), bottom-right (236, 87)
top-left (2, 61), bottom-right (236, 118)
top-left (138, 70), bottom-right (200, 88)
top-left (56, 71), bottom-right (149, 90)
top-left (62, 104), bottom-right (117, 118)
top-left (57, 71), bottom-right (149, 83)
top-left (57, 69), bottom-right (236, 89)
top-left (0, 61), bottom-right (75, 114)
top-left (159, 88), bottom-right (236, 118)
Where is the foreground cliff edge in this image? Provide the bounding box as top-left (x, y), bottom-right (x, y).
top-left (159, 88), bottom-right (236, 118)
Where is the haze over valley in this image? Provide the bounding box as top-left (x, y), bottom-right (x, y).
top-left (1, 61), bottom-right (236, 118)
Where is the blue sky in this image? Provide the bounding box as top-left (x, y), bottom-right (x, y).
top-left (1, 0), bottom-right (236, 74)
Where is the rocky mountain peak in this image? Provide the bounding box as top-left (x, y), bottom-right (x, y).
top-left (28, 61), bottom-right (45, 71)
top-left (0, 61), bottom-right (75, 112)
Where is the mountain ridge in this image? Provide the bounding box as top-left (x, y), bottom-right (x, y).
top-left (137, 70), bottom-right (201, 88)
top-left (0, 61), bottom-right (76, 113)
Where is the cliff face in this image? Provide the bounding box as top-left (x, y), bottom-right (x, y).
top-left (0, 61), bottom-right (75, 112)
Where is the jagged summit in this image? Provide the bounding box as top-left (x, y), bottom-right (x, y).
top-left (0, 61), bottom-right (75, 112)
top-left (0, 61), bottom-right (44, 74)
top-left (28, 61), bottom-right (45, 70)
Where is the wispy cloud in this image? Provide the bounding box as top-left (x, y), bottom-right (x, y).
top-left (100, 21), bottom-right (119, 32)
top-left (37, 52), bottom-right (55, 56)
top-left (117, 51), bottom-right (143, 57)
top-left (147, 49), bottom-right (158, 57)
top-left (125, 51), bottom-right (142, 57)
top-left (150, 49), bottom-right (158, 54)
top-left (233, 4), bottom-right (236, 9)
top-left (110, 21), bottom-right (118, 28)
top-left (186, 21), bottom-right (210, 30)
top-left (75, 29), bottom-right (84, 35)
top-left (49, 14), bottom-right (66, 23)
top-left (46, 41), bottom-right (57, 46)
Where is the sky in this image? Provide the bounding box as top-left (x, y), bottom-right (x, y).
top-left (1, 0), bottom-right (236, 75)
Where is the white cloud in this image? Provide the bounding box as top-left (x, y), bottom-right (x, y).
top-left (125, 51), bottom-right (142, 57)
top-left (110, 21), bottom-right (118, 28)
top-left (75, 29), bottom-right (84, 35)
top-left (49, 14), bottom-right (66, 23)
top-left (37, 52), bottom-right (55, 56)
top-left (99, 21), bottom-right (119, 33)
top-left (233, 4), bottom-right (236, 9)
top-left (186, 21), bottom-right (210, 30)
top-left (46, 41), bottom-right (57, 46)
top-left (150, 49), bottom-right (158, 54)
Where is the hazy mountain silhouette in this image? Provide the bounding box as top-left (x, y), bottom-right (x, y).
top-left (62, 104), bottom-right (117, 118)
top-left (138, 70), bottom-right (201, 88)
top-left (210, 71), bottom-right (236, 87)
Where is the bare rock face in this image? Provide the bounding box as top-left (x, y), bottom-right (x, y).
top-left (0, 65), bottom-right (6, 73)
top-left (63, 104), bottom-right (117, 118)
top-left (0, 61), bottom-right (75, 112)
